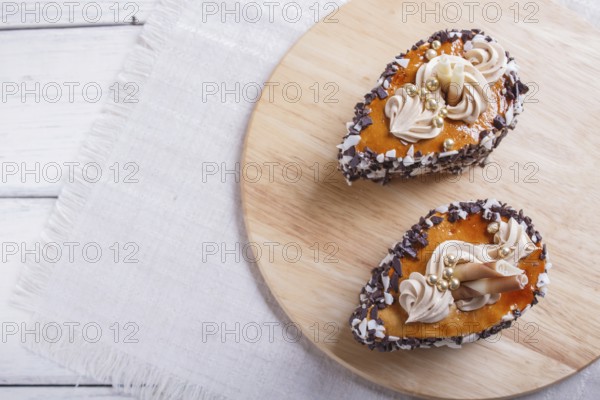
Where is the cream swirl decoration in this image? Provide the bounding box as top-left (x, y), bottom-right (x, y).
top-left (399, 218), bottom-right (536, 323)
top-left (384, 38), bottom-right (509, 143)
top-left (464, 38), bottom-right (507, 84)
top-left (384, 88), bottom-right (442, 143)
top-left (399, 272), bottom-right (453, 323)
top-left (416, 55), bottom-right (489, 124)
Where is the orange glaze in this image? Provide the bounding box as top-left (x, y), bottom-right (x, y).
top-left (356, 41), bottom-right (511, 156)
top-left (378, 213), bottom-right (545, 339)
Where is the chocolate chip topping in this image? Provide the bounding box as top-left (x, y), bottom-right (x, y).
top-left (350, 199), bottom-right (548, 351)
top-left (338, 28), bottom-right (527, 184)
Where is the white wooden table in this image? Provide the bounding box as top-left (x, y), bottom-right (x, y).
top-left (0, 1), bottom-right (597, 399)
top-left (0, 2), bottom-right (157, 398)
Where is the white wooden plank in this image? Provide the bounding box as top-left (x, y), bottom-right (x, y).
top-left (0, 1), bottom-right (156, 28)
top-left (0, 198), bottom-right (103, 385)
top-left (0, 25), bottom-right (141, 197)
top-left (0, 387), bottom-right (129, 399)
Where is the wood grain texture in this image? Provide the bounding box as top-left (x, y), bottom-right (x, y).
top-left (0, 1), bottom-right (156, 28)
top-left (242, 0), bottom-right (600, 398)
top-left (0, 6), bottom-right (145, 393)
top-left (0, 25), bottom-right (141, 197)
top-left (0, 0), bottom-right (595, 396)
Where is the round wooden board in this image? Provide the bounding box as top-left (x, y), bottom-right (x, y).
top-left (241, 1), bottom-right (600, 399)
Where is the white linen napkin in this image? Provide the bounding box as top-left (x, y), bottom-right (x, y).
top-left (13, 0), bottom-right (403, 398)
top-left (13, 0), bottom-right (600, 399)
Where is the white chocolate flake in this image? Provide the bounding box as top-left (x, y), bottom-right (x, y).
top-left (396, 58), bottom-right (410, 69)
top-left (537, 272), bottom-right (550, 287)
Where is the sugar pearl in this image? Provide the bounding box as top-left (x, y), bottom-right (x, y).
top-left (404, 83), bottom-right (418, 97)
top-left (425, 49), bottom-right (438, 60)
top-left (426, 98), bottom-right (438, 111)
top-left (444, 254), bottom-right (457, 266)
top-left (449, 277), bottom-right (461, 291)
top-left (426, 274), bottom-right (438, 286)
top-left (443, 267), bottom-right (454, 279)
top-left (499, 246), bottom-right (511, 258)
top-left (426, 78), bottom-right (440, 92)
top-left (436, 279), bottom-right (449, 292)
top-left (487, 222), bottom-right (500, 234)
top-left (443, 138), bottom-right (455, 150)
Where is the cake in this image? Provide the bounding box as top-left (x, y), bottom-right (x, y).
top-left (338, 29), bottom-right (529, 184)
top-left (349, 199), bottom-right (550, 350)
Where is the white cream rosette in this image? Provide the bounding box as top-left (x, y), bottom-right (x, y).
top-left (384, 88), bottom-right (443, 143)
top-left (464, 38), bottom-right (507, 84)
top-left (385, 38), bottom-right (508, 140)
top-left (416, 54), bottom-right (489, 124)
